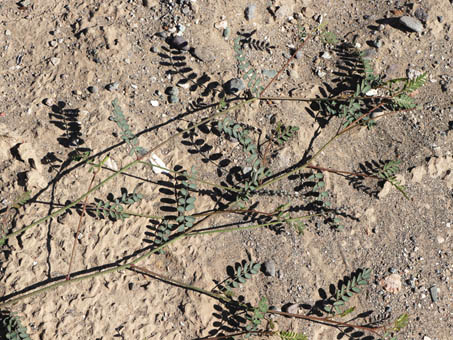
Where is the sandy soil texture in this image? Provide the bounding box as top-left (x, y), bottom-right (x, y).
top-left (0, 0), bottom-right (452, 339)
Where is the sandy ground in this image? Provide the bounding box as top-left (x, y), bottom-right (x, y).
top-left (0, 0), bottom-right (452, 339)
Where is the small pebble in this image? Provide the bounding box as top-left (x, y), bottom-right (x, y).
top-left (168, 86), bottom-right (179, 96)
top-left (169, 95), bottom-right (179, 103)
top-left (295, 50), bottom-right (303, 59)
top-left (414, 7), bottom-right (428, 24)
top-left (50, 57), bottom-right (60, 66)
top-left (263, 260), bottom-right (276, 277)
top-left (87, 86), bottom-right (98, 93)
top-left (106, 82), bottom-right (119, 91)
top-left (176, 24), bottom-right (186, 33)
top-left (399, 16), bottom-right (424, 33)
top-left (321, 51), bottom-right (332, 59)
top-left (142, 0), bottom-right (150, 7)
top-left (169, 35), bottom-right (189, 51)
top-left (245, 4), bottom-right (257, 20)
top-left (150, 100), bottom-right (159, 107)
top-left (150, 46), bottom-right (158, 53)
top-left (224, 78), bottom-right (245, 94)
top-left (372, 37), bottom-right (383, 48)
top-left (223, 27), bottom-right (231, 39)
top-left (43, 98), bottom-right (54, 106)
top-left (316, 69), bottom-right (326, 77)
top-left (285, 304), bottom-right (299, 314)
top-left (262, 69), bottom-right (277, 78)
top-left (49, 40), bottom-right (57, 47)
top-left (5, 29), bottom-right (11, 36)
top-left (429, 285), bottom-right (439, 302)
top-left (437, 16), bottom-right (443, 23)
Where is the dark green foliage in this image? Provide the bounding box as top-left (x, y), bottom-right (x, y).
top-left (376, 160), bottom-right (408, 199)
top-left (2, 313), bottom-right (31, 340)
top-left (325, 268), bottom-right (371, 315)
top-left (279, 330), bottom-right (308, 340)
top-left (175, 170), bottom-right (197, 232)
top-left (217, 117), bottom-right (271, 207)
top-left (93, 191), bottom-right (143, 221)
top-left (223, 261), bottom-right (261, 293)
top-left (111, 99), bottom-right (147, 157)
top-left (244, 296), bottom-right (268, 338)
top-left (273, 122), bottom-right (299, 146)
top-left (234, 37), bottom-right (264, 96)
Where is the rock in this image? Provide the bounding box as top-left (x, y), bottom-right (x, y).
top-left (169, 95), bottom-right (179, 103)
top-left (245, 4), bottom-right (257, 20)
top-left (429, 285), bottom-right (439, 302)
top-left (399, 16), bottom-right (424, 33)
top-left (87, 86), bottom-right (98, 93)
top-left (321, 51), bottom-right (332, 59)
top-left (293, 50), bottom-right (303, 59)
top-left (142, 0), bottom-right (150, 7)
top-left (224, 78), bottom-right (245, 94)
top-left (106, 82), bottom-right (119, 91)
top-left (379, 273), bottom-right (402, 293)
top-left (150, 46), bottom-right (158, 53)
top-left (414, 7), bottom-right (428, 24)
top-left (371, 37), bottom-right (383, 48)
top-left (285, 304), bottom-right (299, 314)
top-left (43, 98), bottom-right (54, 106)
top-left (263, 260), bottom-right (276, 277)
top-left (167, 86), bottom-right (179, 96)
top-left (316, 69), bottom-right (326, 78)
top-left (223, 27), bottom-right (231, 39)
top-left (50, 57), bottom-right (60, 66)
top-left (150, 100), bottom-right (159, 107)
top-left (169, 35), bottom-right (189, 51)
top-left (262, 69), bottom-right (277, 78)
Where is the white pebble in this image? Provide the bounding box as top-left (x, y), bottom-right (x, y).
top-left (150, 100), bottom-right (159, 107)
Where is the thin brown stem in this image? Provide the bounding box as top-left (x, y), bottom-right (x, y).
top-left (259, 34), bottom-right (310, 97)
top-left (307, 165), bottom-right (379, 179)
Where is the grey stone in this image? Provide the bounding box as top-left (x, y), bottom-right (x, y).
top-left (429, 285), bottom-right (439, 302)
top-left (87, 86), bottom-right (98, 93)
top-left (263, 260), bottom-right (276, 277)
top-left (150, 46), bottom-right (158, 53)
top-left (50, 57), bottom-right (60, 66)
top-left (106, 82), bottom-right (119, 91)
top-left (169, 35), bottom-right (189, 51)
top-left (321, 51), bottom-right (332, 59)
top-left (295, 50), bottom-right (303, 59)
top-left (285, 303), bottom-right (299, 314)
top-left (224, 78), bottom-right (245, 94)
top-left (262, 69), bottom-right (277, 78)
top-left (371, 37), bottom-right (383, 48)
top-left (168, 86), bottom-right (179, 96)
top-left (245, 4), bottom-right (257, 20)
top-left (399, 16), bottom-right (424, 33)
top-left (223, 27), bottom-right (231, 39)
top-left (169, 95), bottom-right (179, 103)
top-left (414, 7), bottom-right (428, 24)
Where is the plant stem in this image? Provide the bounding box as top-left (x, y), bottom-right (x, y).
top-left (0, 98), bottom-right (256, 245)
